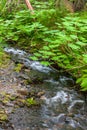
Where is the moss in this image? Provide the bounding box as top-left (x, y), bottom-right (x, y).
top-left (0, 109), bottom-right (8, 121)
top-left (2, 97), bottom-right (10, 104)
top-left (23, 79), bottom-right (33, 85)
top-left (0, 114), bottom-right (8, 121)
top-left (26, 98), bottom-right (38, 107)
top-left (0, 44), bottom-right (10, 68)
top-left (0, 53), bottom-right (10, 67)
top-left (10, 96), bottom-right (17, 101)
top-left (14, 63), bottom-right (23, 72)
top-left (1, 93), bottom-right (11, 104)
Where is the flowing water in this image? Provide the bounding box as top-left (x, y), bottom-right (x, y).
top-left (3, 48), bottom-right (87, 130)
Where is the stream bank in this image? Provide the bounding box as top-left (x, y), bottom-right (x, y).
top-left (0, 47), bottom-right (86, 130)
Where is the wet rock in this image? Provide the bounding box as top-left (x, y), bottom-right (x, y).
top-left (17, 89), bottom-right (28, 96)
top-left (9, 94), bottom-right (17, 101)
top-left (15, 99), bottom-right (25, 107)
top-left (18, 73), bottom-right (30, 80)
top-left (65, 117), bottom-right (72, 123)
top-left (26, 85), bottom-right (31, 88)
top-left (51, 114), bottom-right (66, 124)
top-left (68, 100), bottom-right (84, 113)
top-left (0, 128), bottom-right (4, 130)
top-left (59, 76), bottom-right (75, 87)
top-left (5, 107), bottom-right (13, 114)
top-left (32, 77), bottom-right (43, 84)
top-left (67, 113), bottom-right (74, 118)
top-left (27, 90), bottom-right (37, 98)
top-left (40, 95), bottom-right (47, 100)
top-left (5, 103), bottom-right (14, 107)
top-left (37, 91), bottom-right (45, 97)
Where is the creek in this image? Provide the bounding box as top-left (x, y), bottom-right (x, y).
top-left (2, 47), bottom-right (87, 130)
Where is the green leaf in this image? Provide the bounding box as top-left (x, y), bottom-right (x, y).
top-left (81, 78), bottom-right (87, 91)
top-left (52, 56), bottom-right (60, 61)
top-left (76, 78), bottom-right (82, 84)
top-left (81, 87), bottom-right (87, 91)
top-left (0, 37), bottom-right (3, 42)
top-left (81, 78), bottom-right (87, 88)
top-left (76, 41), bottom-right (86, 46)
top-left (30, 56), bottom-right (38, 61)
top-left (83, 70), bottom-right (87, 73)
top-left (42, 55), bottom-right (49, 58)
top-left (70, 35), bottom-right (77, 39)
top-left (43, 46), bottom-right (50, 50)
top-left (49, 44), bottom-right (59, 49)
top-left (39, 50), bottom-right (54, 56)
top-left (34, 53), bottom-right (42, 57)
top-left (68, 44), bottom-right (80, 50)
top-left (13, 36), bottom-right (19, 41)
top-left (83, 54), bottom-right (87, 63)
top-left (41, 61), bottom-right (50, 66)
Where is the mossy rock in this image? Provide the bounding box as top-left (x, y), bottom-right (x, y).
top-left (2, 94), bottom-right (11, 104)
top-left (10, 95), bottom-right (17, 101)
top-left (14, 63), bottom-right (24, 72)
top-left (2, 99), bottom-right (9, 104)
top-left (0, 114), bottom-right (8, 121)
top-left (26, 98), bottom-right (40, 107)
top-left (15, 99), bottom-right (26, 107)
top-left (0, 50), bottom-right (10, 68)
top-left (0, 109), bottom-right (8, 121)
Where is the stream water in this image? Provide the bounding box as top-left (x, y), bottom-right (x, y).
top-left (3, 48), bottom-right (87, 130)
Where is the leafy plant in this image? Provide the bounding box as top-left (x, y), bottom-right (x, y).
top-left (76, 69), bottom-right (87, 91)
top-left (26, 98), bottom-right (37, 106)
top-left (0, 1), bottom-right (87, 91)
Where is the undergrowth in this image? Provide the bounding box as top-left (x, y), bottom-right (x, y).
top-left (0, 1), bottom-right (87, 91)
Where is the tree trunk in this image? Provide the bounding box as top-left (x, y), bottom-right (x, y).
top-left (25, 0), bottom-right (34, 12)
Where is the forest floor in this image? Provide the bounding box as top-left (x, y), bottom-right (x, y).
top-left (0, 60), bottom-right (27, 123)
top-left (0, 56), bottom-right (44, 130)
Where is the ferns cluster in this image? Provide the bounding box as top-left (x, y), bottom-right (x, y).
top-left (0, 1), bottom-right (87, 91)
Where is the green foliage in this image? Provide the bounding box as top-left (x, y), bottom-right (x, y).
top-left (14, 63), bottom-right (23, 72)
top-left (26, 98), bottom-right (37, 106)
top-left (0, 0), bottom-right (26, 18)
top-left (0, 1), bottom-right (87, 91)
top-left (76, 69), bottom-right (87, 91)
